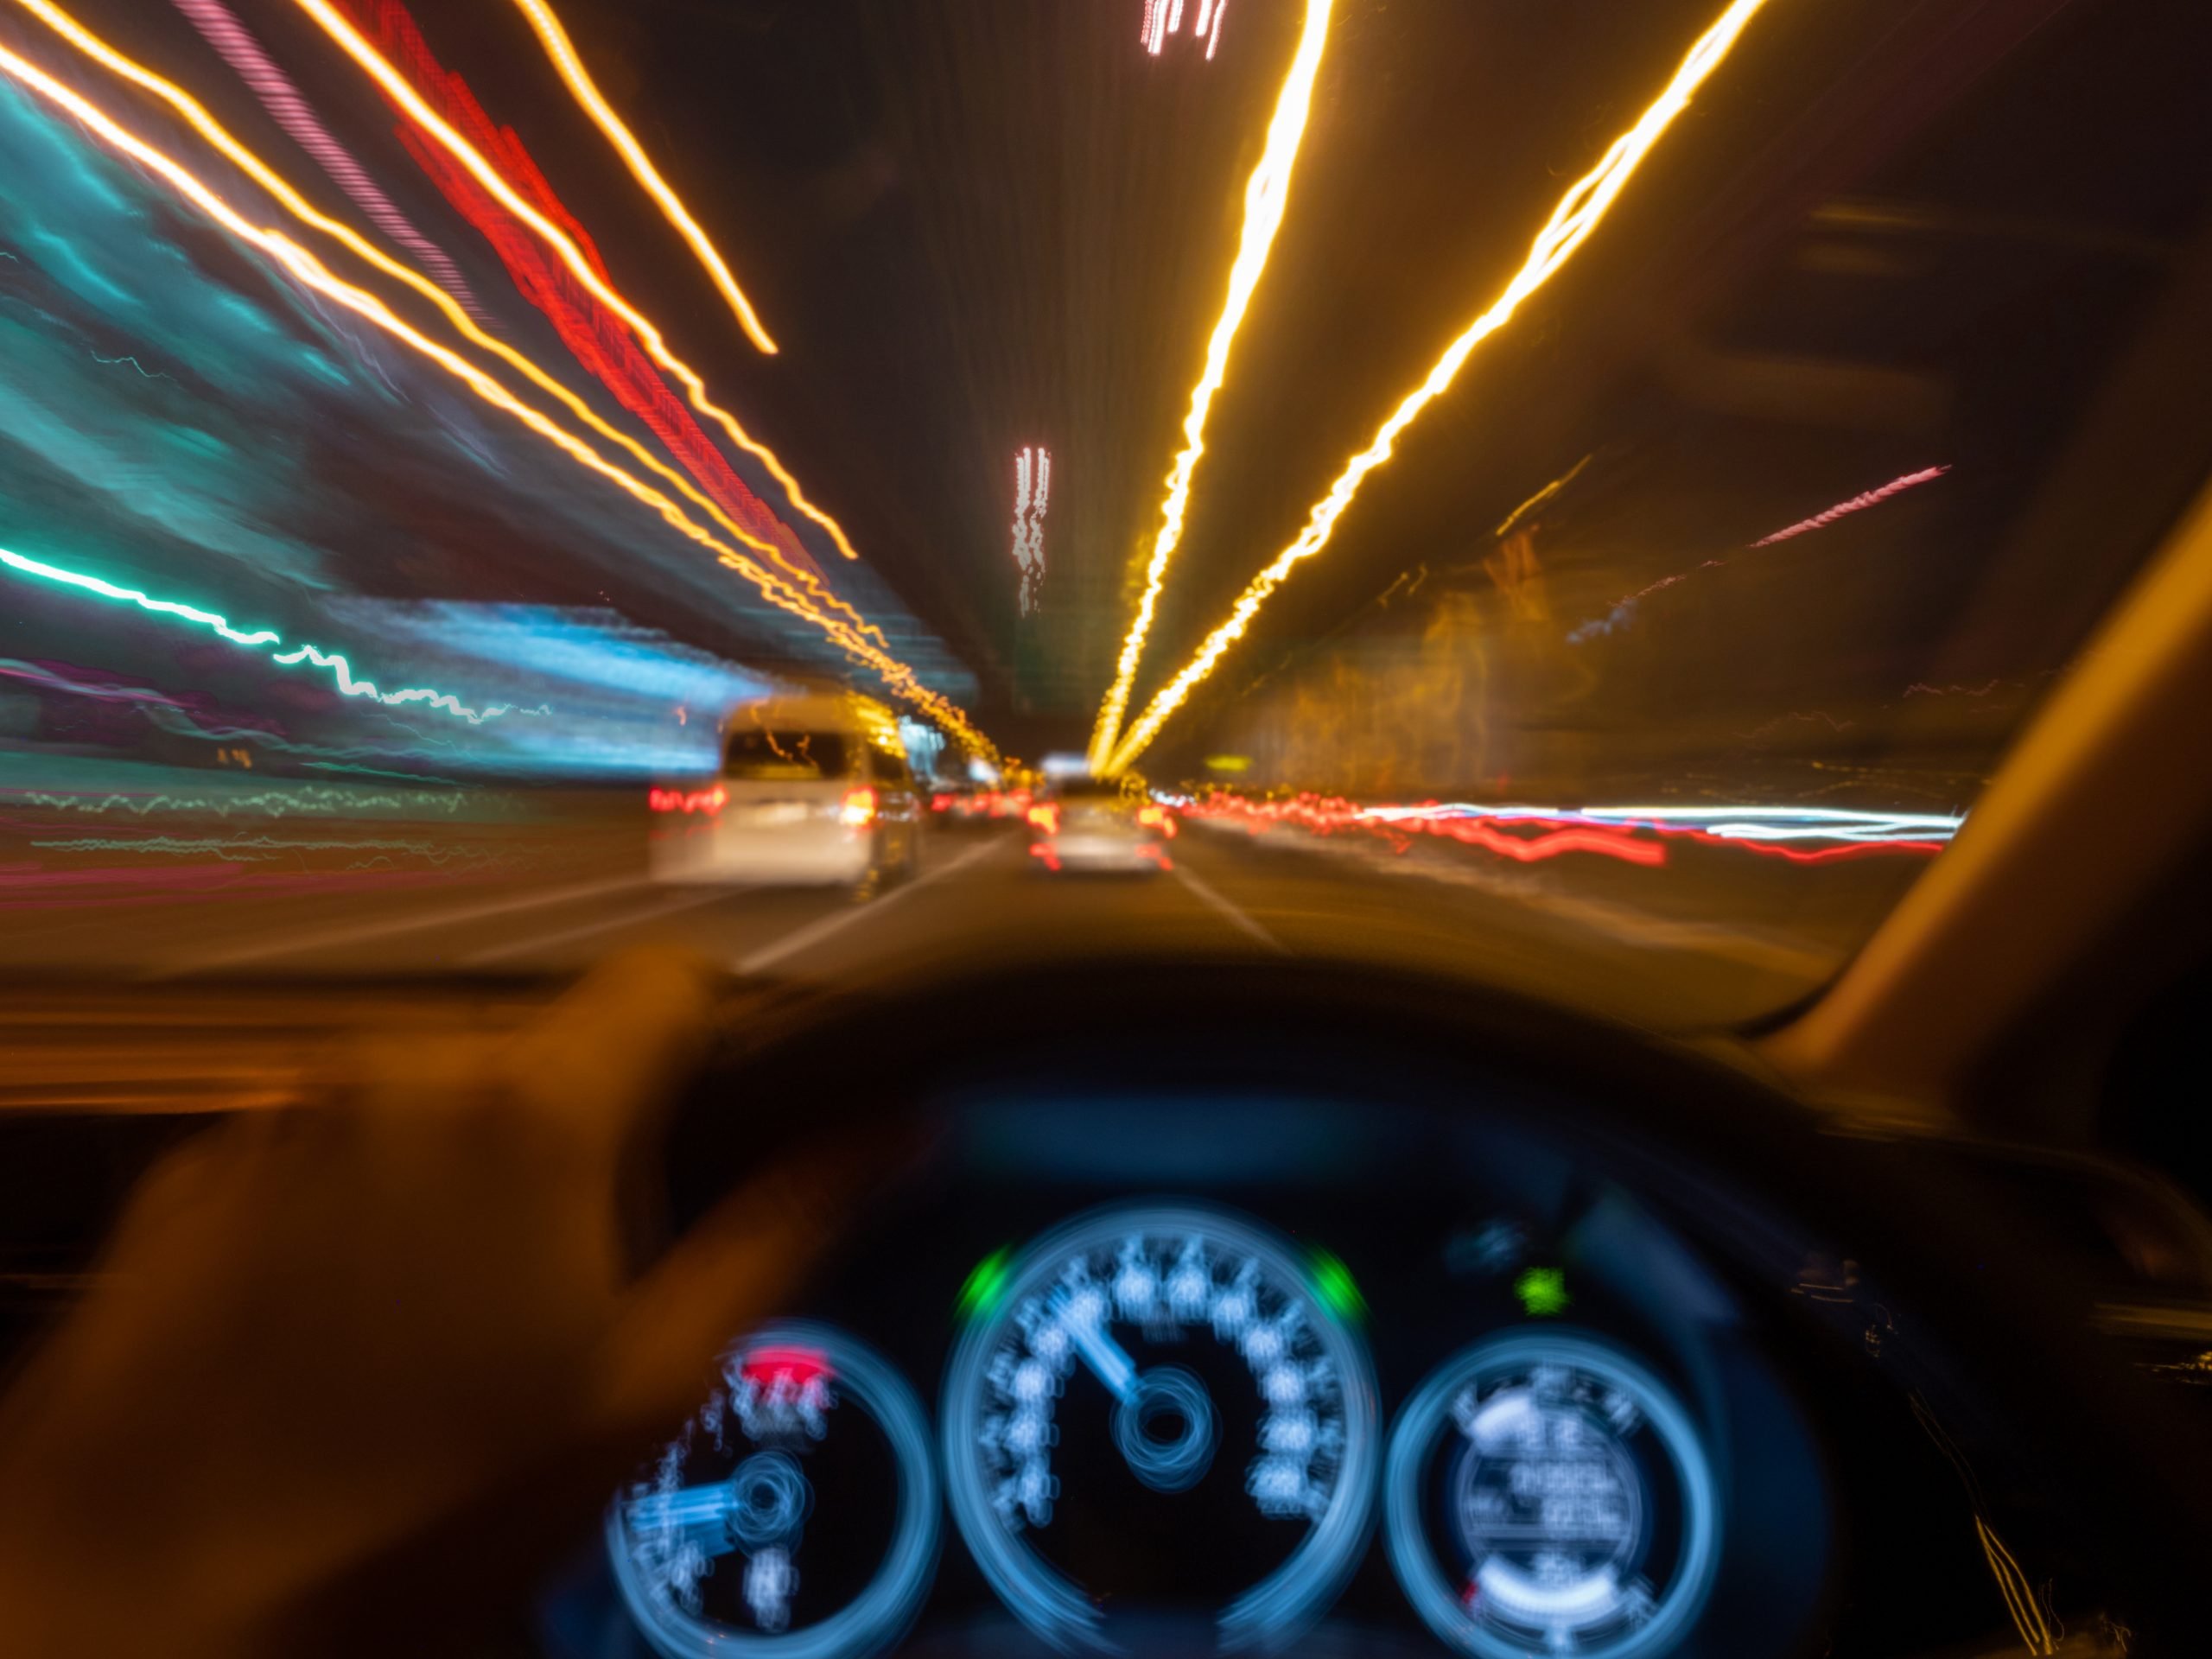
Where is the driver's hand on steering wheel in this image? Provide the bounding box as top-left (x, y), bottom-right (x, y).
top-left (0, 950), bottom-right (881, 1658)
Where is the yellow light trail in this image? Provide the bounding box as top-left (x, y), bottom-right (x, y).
top-left (9, 0), bottom-right (881, 652)
top-left (510, 0), bottom-right (779, 356)
top-left (1087, 0), bottom-right (1333, 771)
top-left (1493, 452), bottom-right (1591, 537)
top-left (0, 35), bottom-right (991, 753)
top-left (291, 0), bottom-right (862, 560)
top-left (1105, 0), bottom-right (1770, 774)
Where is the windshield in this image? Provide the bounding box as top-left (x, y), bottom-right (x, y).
top-left (725, 732), bottom-right (851, 783)
top-left (3, 0), bottom-right (2209, 1024)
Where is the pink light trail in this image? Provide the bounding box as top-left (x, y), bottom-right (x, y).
top-left (169, 0), bottom-right (493, 327)
top-left (1751, 465), bottom-right (1950, 547)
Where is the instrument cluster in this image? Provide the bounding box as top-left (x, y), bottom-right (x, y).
top-left (539, 1088), bottom-right (1839, 1659)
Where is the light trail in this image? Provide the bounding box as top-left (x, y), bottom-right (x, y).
top-left (1090, 0), bottom-right (1335, 767)
top-left (509, 0), bottom-right (777, 354)
top-left (1566, 463), bottom-right (1950, 643)
top-left (1494, 454), bottom-right (1591, 537)
top-left (293, 0), bottom-right (861, 561)
top-left (31, 833), bottom-right (477, 864)
top-left (1105, 0), bottom-right (1772, 773)
top-left (0, 35), bottom-right (989, 752)
top-left (0, 659), bottom-right (468, 763)
top-left (14, 0), bottom-right (880, 651)
top-left (270, 645), bottom-right (546, 723)
top-left (1185, 791), bottom-right (1959, 865)
top-left (168, 0), bottom-right (491, 327)
top-left (1186, 792), bottom-right (1666, 866)
top-left (6, 785), bottom-right (467, 817)
top-left (1751, 464), bottom-right (1950, 546)
top-left (389, 89), bottom-right (878, 643)
top-left (1404, 801), bottom-right (1962, 848)
top-left (3, 543), bottom-right (535, 722)
top-left (1, 545), bottom-right (276, 645)
top-left (1010, 445), bottom-right (1050, 615)
top-left (1143, 0), bottom-right (1227, 57)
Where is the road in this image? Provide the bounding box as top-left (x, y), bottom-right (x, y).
top-left (2, 769), bottom-right (1933, 1030)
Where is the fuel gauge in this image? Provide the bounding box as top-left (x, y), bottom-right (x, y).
top-left (1384, 1331), bottom-right (1719, 1659)
top-left (609, 1323), bottom-right (938, 1659)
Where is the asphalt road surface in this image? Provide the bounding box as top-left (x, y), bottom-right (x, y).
top-left (3, 771), bottom-right (1932, 1030)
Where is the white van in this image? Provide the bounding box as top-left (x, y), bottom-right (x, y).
top-left (649, 692), bottom-right (923, 889)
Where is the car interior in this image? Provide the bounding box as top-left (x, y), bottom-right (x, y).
top-left (7, 2), bottom-right (2212, 1656)
top-left (7, 464), bottom-right (2212, 1656)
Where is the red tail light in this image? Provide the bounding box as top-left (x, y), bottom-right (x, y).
top-left (841, 785), bottom-right (879, 828)
top-left (649, 784), bottom-right (726, 814)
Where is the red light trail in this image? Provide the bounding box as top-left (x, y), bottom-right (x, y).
top-left (288, 0), bottom-right (883, 650)
top-left (1180, 793), bottom-right (1958, 868)
top-left (0, 29), bottom-right (992, 751)
top-left (299, 0), bottom-right (867, 563)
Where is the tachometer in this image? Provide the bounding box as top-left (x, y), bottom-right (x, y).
top-left (1383, 1331), bottom-right (1719, 1659)
top-left (609, 1322), bottom-right (938, 1659)
top-left (943, 1201), bottom-right (1378, 1651)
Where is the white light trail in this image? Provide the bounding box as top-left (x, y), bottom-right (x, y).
top-left (1010, 445), bottom-right (1052, 615)
top-left (1144, 0), bottom-right (1228, 58)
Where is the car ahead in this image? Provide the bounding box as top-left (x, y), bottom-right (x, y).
top-left (649, 692), bottom-right (921, 891)
top-left (925, 776), bottom-right (996, 828)
top-left (1027, 776), bottom-right (1175, 873)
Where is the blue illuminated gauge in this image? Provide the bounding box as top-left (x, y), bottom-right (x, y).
top-left (943, 1202), bottom-right (1380, 1652)
top-left (1384, 1332), bottom-right (1719, 1659)
top-left (608, 1322), bottom-right (939, 1659)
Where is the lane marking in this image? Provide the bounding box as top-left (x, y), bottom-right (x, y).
top-left (1171, 858), bottom-right (1287, 952)
top-left (164, 869), bottom-right (657, 974)
top-left (733, 834), bottom-right (1007, 976)
top-left (462, 884), bottom-right (747, 965)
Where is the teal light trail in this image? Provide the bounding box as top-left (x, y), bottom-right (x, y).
top-left (2, 542), bottom-right (276, 644)
top-left (3, 541), bottom-right (540, 724)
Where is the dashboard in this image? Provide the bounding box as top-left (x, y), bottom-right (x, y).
top-left (531, 1071), bottom-right (2012, 1659)
top-left (6, 965), bottom-right (2206, 1656)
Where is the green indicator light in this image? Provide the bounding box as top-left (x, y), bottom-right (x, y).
top-left (1307, 1247), bottom-right (1368, 1324)
top-left (957, 1246), bottom-right (1013, 1323)
top-left (1514, 1265), bottom-right (1571, 1318)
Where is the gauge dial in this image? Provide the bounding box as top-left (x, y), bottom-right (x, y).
top-left (1384, 1331), bottom-right (1719, 1659)
top-left (943, 1201), bottom-right (1378, 1651)
top-left (610, 1322), bottom-right (938, 1659)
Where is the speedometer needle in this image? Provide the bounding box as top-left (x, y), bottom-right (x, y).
top-left (1050, 1288), bottom-right (1139, 1404)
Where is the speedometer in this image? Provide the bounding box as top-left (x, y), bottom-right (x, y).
top-left (942, 1201), bottom-right (1379, 1651)
top-left (609, 1322), bottom-right (938, 1659)
top-left (1383, 1331), bottom-right (1719, 1659)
